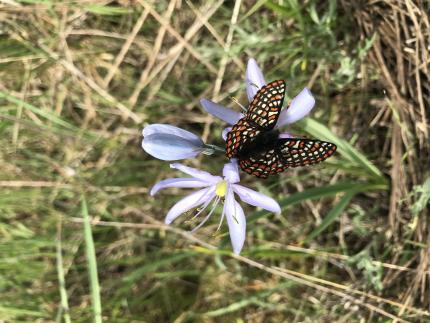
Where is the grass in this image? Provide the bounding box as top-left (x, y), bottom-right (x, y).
top-left (81, 196), bottom-right (102, 323)
top-left (0, 0), bottom-right (429, 322)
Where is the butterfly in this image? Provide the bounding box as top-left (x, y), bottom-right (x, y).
top-left (225, 80), bottom-right (337, 178)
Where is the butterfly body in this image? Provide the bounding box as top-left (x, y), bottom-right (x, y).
top-left (225, 79), bottom-right (337, 178)
top-left (235, 126), bottom-right (280, 159)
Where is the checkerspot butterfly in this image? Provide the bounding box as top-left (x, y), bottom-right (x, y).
top-left (225, 80), bottom-right (337, 178)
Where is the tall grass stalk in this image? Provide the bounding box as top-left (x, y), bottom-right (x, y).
top-left (82, 196), bottom-right (102, 323)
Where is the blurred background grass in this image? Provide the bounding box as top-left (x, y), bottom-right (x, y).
top-left (1, 0), bottom-right (429, 322)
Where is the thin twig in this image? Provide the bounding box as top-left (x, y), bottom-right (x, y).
top-left (37, 42), bottom-right (142, 123)
top-left (212, 0), bottom-right (241, 99)
top-left (186, 0), bottom-right (245, 72)
top-left (138, 0), bottom-right (217, 74)
top-left (67, 217), bottom-right (424, 322)
top-left (128, 0), bottom-right (177, 107)
top-left (0, 180), bottom-right (148, 194)
top-left (274, 266), bottom-right (429, 318)
top-left (128, 0), bottom-right (224, 107)
top-left (261, 241), bottom-right (429, 274)
top-left (102, 8), bottom-right (150, 88)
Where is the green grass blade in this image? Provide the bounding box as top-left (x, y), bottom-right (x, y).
top-left (248, 181), bottom-right (386, 224)
top-left (0, 306), bottom-right (44, 320)
top-left (202, 282), bottom-right (294, 317)
top-left (123, 252), bottom-right (196, 284)
top-left (15, 0), bottom-right (53, 4)
top-left (303, 191), bottom-right (355, 244)
top-left (84, 4), bottom-right (130, 15)
top-left (265, 0), bottom-right (294, 16)
top-left (299, 118), bottom-right (384, 179)
top-left (56, 226), bottom-right (71, 323)
top-left (0, 91), bottom-right (77, 131)
top-left (241, 0), bottom-right (268, 20)
top-left (82, 196), bottom-right (102, 323)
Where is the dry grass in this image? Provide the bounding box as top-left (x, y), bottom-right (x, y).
top-left (0, 0), bottom-right (429, 322)
top-left (342, 0), bottom-right (430, 313)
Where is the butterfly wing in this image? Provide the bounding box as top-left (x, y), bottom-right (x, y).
top-left (246, 79), bottom-right (286, 130)
top-left (226, 118), bottom-right (261, 158)
top-left (239, 148), bottom-right (286, 178)
top-left (278, 138), bottom-right (337, 167)
top-left (226, 80), bottom-right (286, 158)
top-left (238, 138), bottom-right (337, 178)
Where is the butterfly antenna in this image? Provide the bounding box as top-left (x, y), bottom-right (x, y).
top-left (230, 96), bottom-right (247, 112)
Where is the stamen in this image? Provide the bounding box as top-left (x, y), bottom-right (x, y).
top-left (230, 96), bottom-right (247, 112)
top-left (191, 196), bottom-right (220, 233)
top-left (216, 202), bottom-right (226, 232)
top-left (184, 189), bottom-right (214, 224)
top-left (190, 197), bottom-right (213, 220)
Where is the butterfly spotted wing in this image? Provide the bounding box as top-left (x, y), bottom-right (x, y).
top-left (225, 79), bottom-right (336, 177)
top-left (225, 118), bottom-right (261, 158)
top-left (239, 147), bottom-right (284, 178)
top-left (246, 79), bottom-right (286, 128)
top-left (226, 80), bottom-right (286, 158)
top-left (239, 138), bottom-right (337, 178)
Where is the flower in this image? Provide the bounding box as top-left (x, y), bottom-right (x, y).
top-left (142, 124), bottom-right (206, 161)
top-left (200, 58), bottom-right (316, 129)
top-left (150, 161), bottom-right (281, 254)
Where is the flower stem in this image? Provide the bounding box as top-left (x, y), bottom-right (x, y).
top-left (202, 144), bottom-right (225, 155)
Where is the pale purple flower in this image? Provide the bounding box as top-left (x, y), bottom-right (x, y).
top-left (200, 58), bottom-right (315, 132)
top-left (142, 124), bottom-right (206, 161)
top-left (151, 161), bottom-right (281, 254)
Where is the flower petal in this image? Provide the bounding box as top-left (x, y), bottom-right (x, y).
top-left (200, 99), bottom-right (242, 125)
top-left (165, 187), bottom-right (215, 224)
top-left (142, 133), bottom-right (204, 161)
top-left (170, 163), bottom-right (221, 183)
top-left (245, 58), bottom-right (266, 102)
top-left (222, 127), bottom-right (232, 141)
top-left (277, 88), bottom-right (315, 127)
top-left (142, 124), bottom-right (203, 143)
top-left (232, 184), bottom-right (281, 214)
top-left (278, 132), bottom-right (294, 139)
top-left (224, 188), bottom-right (246, 254)
top-left (223, 160), bottom-right (240, 183)
top-left (150, 178), bottom-right (210, 196)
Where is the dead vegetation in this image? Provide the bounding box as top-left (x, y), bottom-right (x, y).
top-left (342, 0), bottom-right (430, 313)
top-left (0, 0), bottom-right (429, 321)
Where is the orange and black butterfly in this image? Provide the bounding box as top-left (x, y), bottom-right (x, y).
top-left (225, 80), bottom-right (336, 178)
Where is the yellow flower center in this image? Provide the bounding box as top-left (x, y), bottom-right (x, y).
top-left (215, 180), bottom-right (227, 197)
